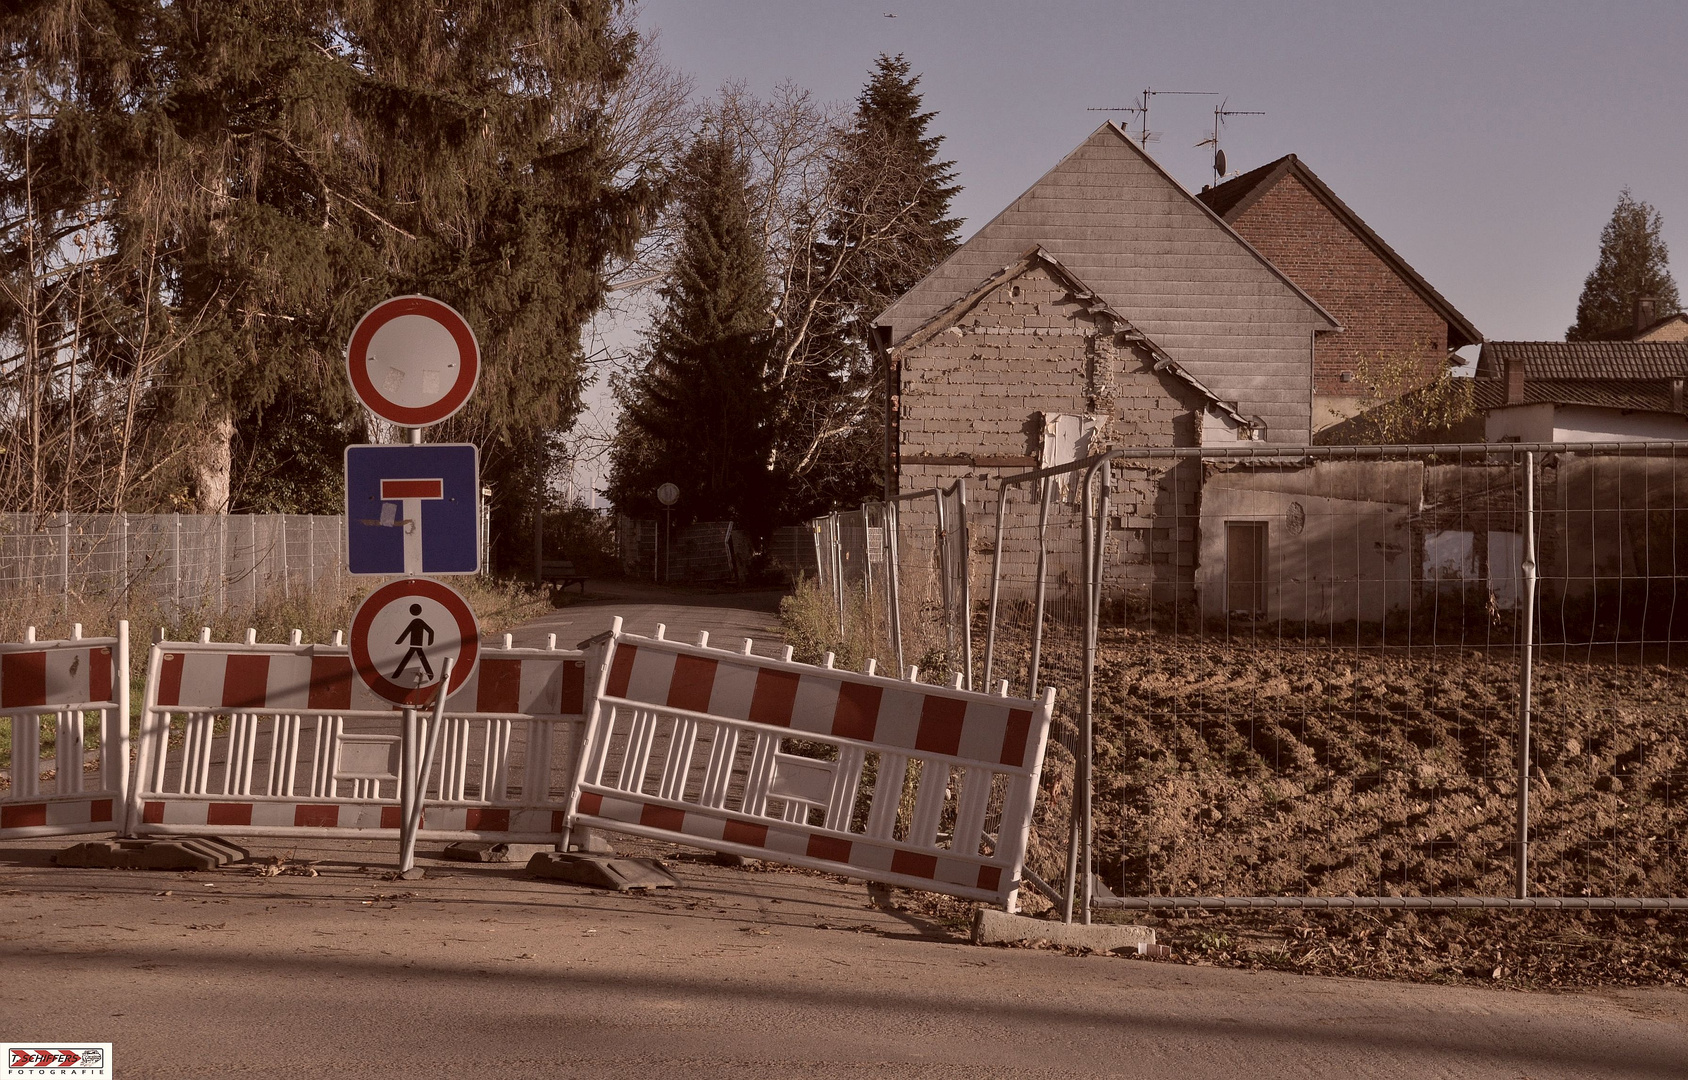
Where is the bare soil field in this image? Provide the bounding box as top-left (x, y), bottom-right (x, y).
top-left (983, 627), bottom-right (1688, 989)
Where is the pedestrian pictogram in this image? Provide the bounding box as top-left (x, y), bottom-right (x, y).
top-left (345, 443), bottom-right (479, 575)
top-left (392, 603), bottom-right (435, 680)
top-left (349, 579), bottom-right (479, 706)
top-left (346, 295), bottom-right (480, 426)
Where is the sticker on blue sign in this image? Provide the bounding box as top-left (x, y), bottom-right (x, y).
top-left (344, 443), bottom-right (480, 575)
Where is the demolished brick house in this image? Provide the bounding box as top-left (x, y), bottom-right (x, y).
top-left (871, 122), bottom-right (1338, 618)
top-left (871, 125), bottom-right (1478, 622)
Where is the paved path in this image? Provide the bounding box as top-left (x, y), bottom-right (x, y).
top-left (1, 834), bottom-right (1684, 1079)
top-left (506, 580), bottom-right (785, 654)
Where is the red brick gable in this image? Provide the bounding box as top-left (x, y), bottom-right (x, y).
top-left (1228, 172), bottom-right (1448, 398)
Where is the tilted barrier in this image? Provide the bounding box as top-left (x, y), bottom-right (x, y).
top-left (130, 634), bottom-right (591, 843)
top-left (569, 621), bottom-right (1056, 910)
top-left (0, 624), bottom-right (130, 837)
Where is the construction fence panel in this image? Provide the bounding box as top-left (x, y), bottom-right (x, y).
top-left (569, 623), bottom-right (1058, 909)
top-left (130, 636), bottom-right (592, 843)
top-left (0, 623), bottom-right (130, 837)
top-left (0, 513), bottom-right (346, 616)
top-left (826, 442), bottom-right (1688, 916)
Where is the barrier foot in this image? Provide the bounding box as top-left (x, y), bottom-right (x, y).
top-left (54, 838), bottom-right (248, 871)
top-left (526, 853), bottom-right (679, 891)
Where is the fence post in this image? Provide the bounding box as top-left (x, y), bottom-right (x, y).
top-left (280, 514), bottom-right (290, 600)
top-left (1028, 476), bottom-right (1054, 695)
top-left (173, 513), bottom-right (182, 614)
top-left (120, 512), bottom-right (130, 602)
top-left (886, 500), bottom-right (904, 678)
top-left (831, 513), bottom-right (845, 627)
top-left (1516, 450), bottom-right (1537, 900)
top-left (983, 482), bottom-right (1009, 691)
top-left (957, 479), bottom-right (973, 691)
top-left (933, 489), bottom-right (952, 672)
top-left (60, 517), bottom-right (70, 613)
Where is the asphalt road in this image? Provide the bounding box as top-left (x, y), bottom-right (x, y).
top-left (509, 579), bottom-right (785, 654)
top-left (2, 834), bottom-right (1685, 1079)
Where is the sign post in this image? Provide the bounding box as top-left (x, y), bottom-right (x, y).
top-left (656, 483), bottom-right (678, 585)
top-left (343, 294), bottom-right (483, 876)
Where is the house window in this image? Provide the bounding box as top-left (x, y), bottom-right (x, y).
top-left (1225, 521), bottom-right (1268, 615)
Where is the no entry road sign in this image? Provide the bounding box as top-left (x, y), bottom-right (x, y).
top-left (347, 295), bottom-right (480, 427)
top-left (345, 444), bottom-right (479, 575)
top-left (349, 578), bottom-right (479, 707)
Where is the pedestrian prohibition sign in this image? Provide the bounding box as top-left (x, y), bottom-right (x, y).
top-left (346, 295), bottom-right (480, 427)
top-left (349, 579), bottom-right (479, 706)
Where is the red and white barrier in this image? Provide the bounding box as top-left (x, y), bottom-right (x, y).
top-left (570, 621), bottom-right (1055, 909)
top-left (131, 633), bottom-right (590, 843)
top-left (0, 623), bottom-right (130, 838)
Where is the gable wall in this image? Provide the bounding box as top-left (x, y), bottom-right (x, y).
top-left (1228, 173), bottom-right (1448, 399)
top-left (880, 128), bottom-right (1327, 444)
top-left (896, 264), bottom-right (1207, 605)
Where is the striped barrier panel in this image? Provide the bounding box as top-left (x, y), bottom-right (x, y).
top-left (0, 623), bottom-right (131, 838)
top-left (131, 634), bottom-right (593, 843)
top-left (569, 622), bottom-right (1056, 910)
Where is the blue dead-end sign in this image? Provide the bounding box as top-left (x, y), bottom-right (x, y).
top-left (345, 444), bottom-right (480, 575)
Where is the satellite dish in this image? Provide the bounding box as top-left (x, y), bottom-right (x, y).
top-left (1214, 148), bottom-right (1227, 176)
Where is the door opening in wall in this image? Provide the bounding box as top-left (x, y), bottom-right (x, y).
top-left (1225, 520), bottom-right (1268, 615)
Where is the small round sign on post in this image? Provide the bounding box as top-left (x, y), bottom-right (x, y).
top-left (349, 578), bottom-right (480, 707)
top-left (347, 295), bottom-right (480, 427)
top-left (656, 483), bottom-right (679, 507)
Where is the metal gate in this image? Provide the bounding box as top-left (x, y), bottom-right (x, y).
top-left (130, 634), bottom-right (592, 843)
top-left (569, 620), bottom-right (1056, 909)
top-left (0, 623), bottom-right (131, 838)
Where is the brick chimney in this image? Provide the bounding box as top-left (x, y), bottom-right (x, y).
top-left (1505, 355), bottom-right (1526, 404)
top-left (1636, 295), bottom-right (1659, 335)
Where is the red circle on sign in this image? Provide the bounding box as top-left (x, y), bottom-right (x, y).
top-left (346, 295), bottom-right (480, 426)
top-left (349, 578), bottom-right (479, 706)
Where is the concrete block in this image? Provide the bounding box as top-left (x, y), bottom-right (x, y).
top-left (972, 909), bottom-right (1156, 953)
top-left (527, 852), bottom-right (680, 891)
top-left (54, 837), bottom-right (249, 871)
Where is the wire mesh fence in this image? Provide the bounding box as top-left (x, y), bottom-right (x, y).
top-left (812, 442), bottom-right (1688, 917)
top-left (0, 513), bottom-right (348, 617)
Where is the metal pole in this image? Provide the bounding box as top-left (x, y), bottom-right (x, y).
top-left (887, 501), bottom-right (905, 677)
top-left (1084, 462), bottom-right (1110, 926)
top-left (61, 517), bottom-right (70, 612)
top-left (404, 657), bottom-right (454, 873)
top-left (983, 482), bottom-right (1009, 691)
top-left (935, 490), bottom-right (953, 670)
top-left (398, 705), bottom-right (418, 873)
top-left (1028, 477), bottom-right (1054, 695)
top-left (279, 514), bottom-right (289, 600)
top-left (1063, 469), bottom-right (1094, 925)
top-left (173, 513), bottom-right (181, 614)
top-left (957, 479), bottom-right (973, 691)
top-left (1516, 451), bottom-right (1538, 899)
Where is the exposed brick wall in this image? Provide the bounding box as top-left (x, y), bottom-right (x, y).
top-left (896, 265), bottom-right (1205, 463)
top-left (1229, 174), bottom-right (1448, 398)
top-left (893, 265), bottom-right (1206, 597)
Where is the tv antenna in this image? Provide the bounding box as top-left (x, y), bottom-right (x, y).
top-left (1196, 99), bottom-right (1266, 186)
top-left (1089, 87), bottom-right (1217, 147)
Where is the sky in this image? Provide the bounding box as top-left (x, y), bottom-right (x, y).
top-left (572, 0), bottom-right (1688, 502)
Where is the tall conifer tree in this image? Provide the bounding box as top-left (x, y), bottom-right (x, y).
top-left (2, 1), bottom-right (662, 558)
top-left (608, 126), bottom-right (775, 532)
top-left (1567, 189), bottom-right (1681, 341)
